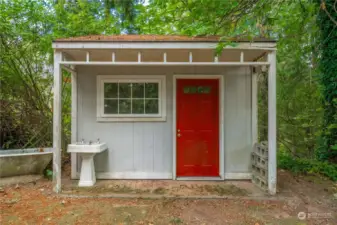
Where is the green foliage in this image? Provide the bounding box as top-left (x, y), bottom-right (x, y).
top-left (0, 0), bottom-right (56, 148)
top-left (44, 169), bottom-right (53, 180)
top-left (54, 0), bottom-right (144, 36)
top-left (142, 0), bottom-right (325, 162)
top-left (315, 0), bottom-right (337, 162)
top-left (278, 151), bottom-right (337, 181)
top-left (170, 217), bottom-right (183, 224)
top-left (0, 0), bottom-right (334, 177)
top-left (137, 0), bottom-right (272, 36)
top-left (265, 1), bottom-right (322, 159)
top-left (0, 0), bottom-right (143, 149)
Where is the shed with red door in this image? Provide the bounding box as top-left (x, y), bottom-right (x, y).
top-left (52, 35), bottom-right (277, 194)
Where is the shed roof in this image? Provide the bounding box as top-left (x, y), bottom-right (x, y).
top-left (53, 35), bottom-right (276, 43)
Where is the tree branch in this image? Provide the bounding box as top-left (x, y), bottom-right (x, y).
top-left (321, 0), bottom-right (337, 26)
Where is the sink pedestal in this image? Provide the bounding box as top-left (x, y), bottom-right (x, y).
top-left (78, 153), bottom-right (96, 187)
top-left (67, 142), bottom-right (107, 187)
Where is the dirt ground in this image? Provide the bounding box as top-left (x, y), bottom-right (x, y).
top-left (0, 170), bottom-right (336, 225)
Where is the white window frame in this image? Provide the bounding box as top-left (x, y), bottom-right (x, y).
top-left (97, 75), bottom-right (166, 122)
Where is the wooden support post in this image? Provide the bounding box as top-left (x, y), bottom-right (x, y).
top-left (163, 52), bottom-right (167, 63)
top-left (112, 52), bottom-right (115, 63)
top-left (138, 52), bottom-right (141, 63)
top-left (71, 69), bottom-right (77, 179)
top-left (268, 51), bottom-right (277, 195)
top-left (252, 70), bottom-right (258, 144)
top-left (86, 52), bottom-right (90, 62)
top-left (53, 51), bottom-right (62, 193)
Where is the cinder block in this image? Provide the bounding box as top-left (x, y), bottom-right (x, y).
top-left (252, 174), bottom-right (268, 191)
top-left (252, 142), bottom-right (269, 192)
top-left (252, 164), bottom-right (268, 180)
top-left (251, 153), bottom-right (268, 169)
top-left (253, 142), bottom-right (268, 159)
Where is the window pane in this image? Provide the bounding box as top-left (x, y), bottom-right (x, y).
top-left (183, 86), bottom-right (197, 94)
top-left (132, 83), bottom-right (144, 98)
top-left (119, 83), bottom-right (131, 98)
top-left (132, 99), bottom-right (144, 114)
top-left (119, 99), bottom-right (131, 114)
top-left (145, 83), bottom-right (158, 98)
top-left (145, 99), bottom-right (159, 114)
top-left (104, 83), bottom-right (118, 98)
top-left (203, 86), bottom-right (211, 94)
top-left (104, 99), bottom-right (118, 114)
top-left (197, 86), bottom-right (211, 94)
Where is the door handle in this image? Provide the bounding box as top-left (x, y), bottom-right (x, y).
top-left (177, 133), bottom-right (181, 137)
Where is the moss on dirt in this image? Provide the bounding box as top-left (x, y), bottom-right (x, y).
top-left (152, 187), bottom-right (167, 194)
top-left (66, 184), bottom-right (151, 194)
top-left (203, 184), bottom-right (248, 196)
top-left (170, 216), bottom-right (183, 224)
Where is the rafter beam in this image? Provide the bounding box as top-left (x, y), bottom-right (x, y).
top-left (59, 61), bottom-right (270, 66)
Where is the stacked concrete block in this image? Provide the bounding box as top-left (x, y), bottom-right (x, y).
top-left (251, 142), bottom-right (268, 191)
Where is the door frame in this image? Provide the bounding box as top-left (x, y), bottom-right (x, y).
top-left (172, 74), bottom-right (225, 180)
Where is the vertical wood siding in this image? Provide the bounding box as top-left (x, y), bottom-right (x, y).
top-left (76, 66), bottom-right (251, 179)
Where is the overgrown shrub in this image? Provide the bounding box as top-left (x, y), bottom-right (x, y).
top-left (278, 151), bottom-right (337, 181)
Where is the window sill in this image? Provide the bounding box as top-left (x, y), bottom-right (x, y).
top-left (96, 116), bottom-right (167, 122)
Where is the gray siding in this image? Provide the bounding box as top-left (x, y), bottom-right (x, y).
top-left (76, 66), bottom-right (252, 178)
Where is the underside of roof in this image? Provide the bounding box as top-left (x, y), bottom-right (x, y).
top-left (54, 35), bottom-right (276, 43)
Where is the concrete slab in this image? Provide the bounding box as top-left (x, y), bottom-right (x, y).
top-left (0, 175), bottom-right (43, 187)
top-left (61, 178), bottom-right (267, 198)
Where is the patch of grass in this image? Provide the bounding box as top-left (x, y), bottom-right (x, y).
top-left (170, 217), bottom-right (183, 224)
top-left (203, 184), bottom-right (248, 196)
top-left (153, 187), bottom-right (166, 195)
top-left (113, 206), bottom-right (147, 224)
top-left (69, 184), bottom-right (151, 195)
top-left (278, 152), bottom-right (337, 181)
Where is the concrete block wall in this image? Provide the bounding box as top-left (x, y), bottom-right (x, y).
top-left (251, 142), bottom-right (268, 191)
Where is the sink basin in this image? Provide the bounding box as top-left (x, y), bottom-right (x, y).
top-left (68, 143), bottom-right (107, 153)
top-left (67, 142), bottom-right (108, 187)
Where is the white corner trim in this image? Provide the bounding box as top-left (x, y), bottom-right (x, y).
top-left (224, 173), bottom-right (252, 180)
top-left (96, 172), bottom-right (173, 179)
top-left (252, 71), bottom-right (258, 145)
top-left (172, 74), bottom-right (225, 180)
top-left (71, 71), bottom-right (78, 179)
top-left (53, 51), bottom-right (62, 193)
top-left (96, 75), bottom-right (166, 122)
top-left (268, 51), bottom-right (277, 195)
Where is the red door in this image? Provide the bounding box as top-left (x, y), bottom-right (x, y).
top-left (176, 79), bottom-right (219, 177)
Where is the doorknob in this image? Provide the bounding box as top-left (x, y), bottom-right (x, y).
top-left (177, 129), bottom-right (180, 132)
top-left (177, 133), bottom-right (181, 137)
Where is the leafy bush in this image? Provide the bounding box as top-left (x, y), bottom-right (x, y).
top-left (278, 151), bottom-right (337, 181)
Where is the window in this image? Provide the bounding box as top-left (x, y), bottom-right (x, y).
top-left (183, 86), bottom-right (211, 94)
top-left (97, 75), bottom-right (166, 121)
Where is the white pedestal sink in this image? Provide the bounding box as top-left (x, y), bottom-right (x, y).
top-left (67, 142), bottom-right (107, 187)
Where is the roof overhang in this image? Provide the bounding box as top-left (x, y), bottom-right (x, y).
top-left (52, 41), bottom-right (276, 50)
top-left (53, 37), bottom-right (276, 66)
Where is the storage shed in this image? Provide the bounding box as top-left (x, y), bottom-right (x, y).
top-left (52, 35), bottom-right (277, 194)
